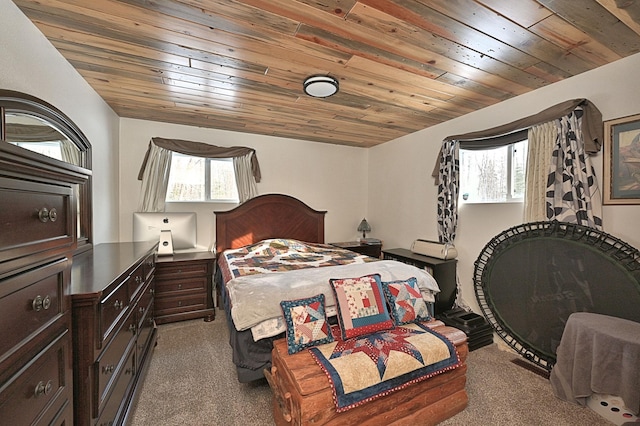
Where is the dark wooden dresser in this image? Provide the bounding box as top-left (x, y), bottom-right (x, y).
top-left (0, 144), bottom-right (88, 425)
top-left (155, 251), bottom-right (216, 324)
top-left (70, 242), bottom-right (158, 426)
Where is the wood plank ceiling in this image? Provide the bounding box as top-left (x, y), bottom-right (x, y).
top-left (13, 0), bottom-right (640, 148)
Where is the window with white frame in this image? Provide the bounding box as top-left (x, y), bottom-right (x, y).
top-left (166, 152), bottom-right (239, 202)
top-left (459, 139), bottom-right (528, 203)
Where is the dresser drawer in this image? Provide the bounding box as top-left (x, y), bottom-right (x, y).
top-left (143, 253), bottom-right (156, 282)
top-left (127, 262), bottom-right (146, 301)
top-left (136, 306), bottom-right (155, 370)
top-left (0, 330), bottom-right (71, 426)
top-left (0, 257), bottom-right (69, 365)
top-left (99, 282), bottom-right (129, 348)
top-left (155, 276), bottom-right (208, 294)
top-left (0, 178), bottom-right (73, 266)
top-left (94, 311), bottom-right (136, 416)
top-left (95, 347), bottom-right (135, 426)
top-left (156, 260), bottom-right (209, 278)
top-left (155, 292), bottom-right (208, 315)
top-left (136, 283), bottom-right (154, 329)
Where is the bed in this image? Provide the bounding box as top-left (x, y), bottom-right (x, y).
top-left (214, 194), bottom-right (441, 383)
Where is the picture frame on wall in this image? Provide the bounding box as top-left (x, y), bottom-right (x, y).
top-left (603, 113), bottom-right (640, 205)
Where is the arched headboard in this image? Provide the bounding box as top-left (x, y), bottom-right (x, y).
top-left (214, 194), bottom-right (327, 255)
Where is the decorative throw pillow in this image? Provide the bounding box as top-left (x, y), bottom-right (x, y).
top-left (280, 294), bottom-right (334, 354)
top-left (329, 274), bottom-right (394, 340)
top-left (382, 277), bottom-right (431, 325)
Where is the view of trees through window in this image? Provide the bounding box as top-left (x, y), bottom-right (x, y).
top-left (166, 152), bottom-right (238, 202)
top-left (459, 140), bottom-right (528, 203)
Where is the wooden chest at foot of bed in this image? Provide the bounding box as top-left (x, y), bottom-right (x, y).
top-left (265, 320), bottom-right (468, 426)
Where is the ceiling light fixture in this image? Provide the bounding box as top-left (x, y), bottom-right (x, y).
top-left (303, 75), bottom-right (339, 98)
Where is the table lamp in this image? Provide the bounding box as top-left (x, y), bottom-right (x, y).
top-left (357, 218), bottom-right (371, 241)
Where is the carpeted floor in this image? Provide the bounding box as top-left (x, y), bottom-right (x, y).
top-left (130, 317), bottom-right (613, 426)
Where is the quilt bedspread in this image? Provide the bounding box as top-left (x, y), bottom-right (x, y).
top-left (220, 239), bottom-right (440, 341)
top-left (309, 322), bottom-right (462, 412)
top-left (219, 238), bottom-right (376, 283)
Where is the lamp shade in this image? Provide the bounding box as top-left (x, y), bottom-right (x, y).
top-left (303, 75), bottom-right (339, 98)
top-left (357, 218), bottom-right (371, 238)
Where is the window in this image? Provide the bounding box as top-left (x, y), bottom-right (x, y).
top-left (459, 139), bottom-right (528, 203)
top-left (166, 152), bottom-right (239, 202)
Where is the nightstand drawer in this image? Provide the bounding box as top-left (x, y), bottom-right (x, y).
top-left (155, 261), bottom-right (208, 278)
top-left (155, 276), bottom-right (208, 294)
top-left (155, 293), bottom-right (208, 315)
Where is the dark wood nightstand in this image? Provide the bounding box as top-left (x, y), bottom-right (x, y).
top-left (330, 240), bottom-right (382, 258)
top-left (155, 251), bottom-right (216, 324)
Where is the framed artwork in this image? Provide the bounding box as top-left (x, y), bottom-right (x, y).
top-left (603, 114), bottom-right (640, 204)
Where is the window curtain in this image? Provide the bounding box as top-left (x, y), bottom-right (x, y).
top-left (524, 122), bottom-right (556, 222)
top-left (433, 99), bottom-right (603, 241)
top-left (233, 153), bottom-right (258, 202)
top-left (436, 140), bottom-right (460, 244)
top-left (137, 142), bottom-right (172, 212)
top-left (547, 108), bottom-right (603, 228)
top-left (137, 137), bottom-right (262, 212)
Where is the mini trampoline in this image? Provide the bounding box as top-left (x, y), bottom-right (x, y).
top-left (474, 221), bottom-right (640, 371)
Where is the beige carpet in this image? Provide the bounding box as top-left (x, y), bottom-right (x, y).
top-left (130, 317), bottom-right (613, 425)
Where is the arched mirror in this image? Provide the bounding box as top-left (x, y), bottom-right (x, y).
top-left (0, 90), bottom-right (93, 253)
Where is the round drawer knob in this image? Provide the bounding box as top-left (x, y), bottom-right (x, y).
top-left (38, 208), bottom-right (50, 223)
top-left (34, 380), bottom-right (52, 397)
top-left (37, 207), bottom-right (58, 223)
top-left (32, 295), bottom-right (52, 311)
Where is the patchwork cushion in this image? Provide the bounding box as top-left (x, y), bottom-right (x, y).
top-left (280, 294), bottom-right (334, 354)
top-left (382, 277), bottom-right (431, 325)
top-left (329, 274), bottom-right (394, 340)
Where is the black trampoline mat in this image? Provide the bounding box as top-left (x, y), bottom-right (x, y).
top-left (475, 222), bottom-right (640, 369)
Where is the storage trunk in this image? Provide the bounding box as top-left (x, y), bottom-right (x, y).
top-left (265, 320), bottom-right (469, 426)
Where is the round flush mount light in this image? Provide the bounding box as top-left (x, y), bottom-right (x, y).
top-left (303, 75), bottom-right (339, 98)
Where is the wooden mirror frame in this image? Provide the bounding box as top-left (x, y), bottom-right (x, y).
top-left (0, 89), bottom-right (93, 253)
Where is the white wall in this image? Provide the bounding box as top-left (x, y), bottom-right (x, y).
top-left (118, 118), bottom-right (369, 249)
top-left (370, 53), bottom-right (640, 314)
top-left (0, 0), bottom-right (120, 243)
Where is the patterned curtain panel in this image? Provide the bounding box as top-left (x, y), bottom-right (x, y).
top-left (546, 107), bottom-right (603, 229)
top-left (437, 139), bottom-right (459, 244)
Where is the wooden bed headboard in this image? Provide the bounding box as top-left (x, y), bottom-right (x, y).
top-left (214, 194), bottom-right (327, 255)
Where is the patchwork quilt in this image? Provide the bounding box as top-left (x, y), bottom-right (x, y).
top-left (309, 322), bottom-right (462, 412)
top-left (219, 238), bottom-right (376, 283)
top-left (219, 239), bottom-right (441, 341)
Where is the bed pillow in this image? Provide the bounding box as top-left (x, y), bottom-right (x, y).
top-left (280, 294), bottom-right (334, 354)
top-left (329, 273), bottom-right (394, 340)
top-left (382, 277), bottom-right (431, 325)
